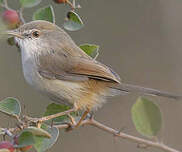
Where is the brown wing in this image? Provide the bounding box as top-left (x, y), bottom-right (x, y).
top-left (37, 50), bottom-right (121, 83)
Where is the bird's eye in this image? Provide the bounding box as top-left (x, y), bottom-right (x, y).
top-left (32, 31), bottom-right (40, 38)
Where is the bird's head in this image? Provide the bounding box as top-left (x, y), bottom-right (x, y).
top-left (5, 20), bottom-right (66, 51)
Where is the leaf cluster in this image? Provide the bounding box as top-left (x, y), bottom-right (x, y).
top-left (0, 0), bottom-right (170, 152)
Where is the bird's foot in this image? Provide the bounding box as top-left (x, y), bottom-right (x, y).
top-left (66, 110), bottom-right (93, 131)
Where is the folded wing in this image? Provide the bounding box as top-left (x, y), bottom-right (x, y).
top-left (37, 50), bottom-right (121, 83)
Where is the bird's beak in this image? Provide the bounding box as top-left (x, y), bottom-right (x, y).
top-left (5, 30), bottom-right (24, 39)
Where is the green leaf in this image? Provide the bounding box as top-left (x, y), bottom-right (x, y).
top-left (23, 127), bottom-right (51, 138)
top-left (17, 132), bottom-right (35, 147)
top-left (131, 97), bottom-right (162, 138)
top-left (63, 11), bottom-right (84, 31)
top-left (44, 103), bottom-right (82, 125)
top-left (7, 37), bottom-right (15, 46)
top-left (80, 44), bottom-right (99, 59)
top-left (0, 97), bottom-right (21, 116)
top-left (44, 103), bottom-right (71, 123)
top-left (34, 124), bottom-right (59, 152)
top-left (33, 5), bottom-right (55, 23)
top-left (19, 0), bottom-right (41, 8)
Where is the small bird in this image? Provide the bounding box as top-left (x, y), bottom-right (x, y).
top-left (5, 20), bottom-right (182, 126)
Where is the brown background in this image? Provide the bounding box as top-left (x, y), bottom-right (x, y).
top-left (0, 0), bottom-right (182, 151)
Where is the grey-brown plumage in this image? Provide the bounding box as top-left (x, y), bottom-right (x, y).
top-left (6, 20), bottom-right (182, 111)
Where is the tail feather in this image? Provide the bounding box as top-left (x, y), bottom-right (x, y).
top-left (111, 83), bottom-right (182, 100)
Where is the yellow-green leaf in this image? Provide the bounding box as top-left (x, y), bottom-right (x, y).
top-left (80, 44), bottom-right (99, 59)
top-left (7, 37), bottom-right (15, 46)
top-left (23, 127), bottom-right (51, 138)
top-left (131, 97), bottom-right (162, 138)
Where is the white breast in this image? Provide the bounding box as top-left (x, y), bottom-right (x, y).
top-left (20, 39), bottom-right (41, 87)
top-left (18, 38), bottom-right (83, 104)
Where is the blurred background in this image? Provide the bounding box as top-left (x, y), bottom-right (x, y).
top-left (0, 0), bottom-right (182, 151)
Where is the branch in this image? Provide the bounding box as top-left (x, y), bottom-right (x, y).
top-left (55, 118), bottom-right (180, 152)
top-left (0, 0), bottom-right (12, 10)
top-left (66, 0), bottom-right (75, 10)
top-left (18, 7), bottom-right (26, 24)
top-left (24, 108), bottom-right (76, 123)
top-left (65, 0), bottom-right (81, 10)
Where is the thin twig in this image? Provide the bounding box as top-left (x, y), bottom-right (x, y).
top-left (72, 0), bottom-right (75, 9)
top-left (55, 119), bottom-right (180, 152)
top-left (66, 0), bottom-right (74, 10)
top-left (18, 7), bottom-right (26, 24)
top-left (0, 0), bottom-right (12, 10)
top-left (25, 108), bottom-right (76, 123)
top-left (40, 108), bottom-right (76, 122)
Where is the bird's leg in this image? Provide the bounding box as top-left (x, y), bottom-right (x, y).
top-left (65, 113), bottom-right (77, 131)
top-left (66, 109), bottom-right (90, 132)
top-left (74, 109), bottom-right (90, 128)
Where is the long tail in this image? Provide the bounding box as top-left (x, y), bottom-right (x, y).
top-left (112, 83), bottom-right (182, 100)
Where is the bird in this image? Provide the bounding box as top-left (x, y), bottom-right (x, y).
top-left (5, 20), bottom-right (182, 127)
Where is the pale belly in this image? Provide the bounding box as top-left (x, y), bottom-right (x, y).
top-left (22, 57), bottom-right (83, 106)
top-left (18, 38), bottom-right (108, 110)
